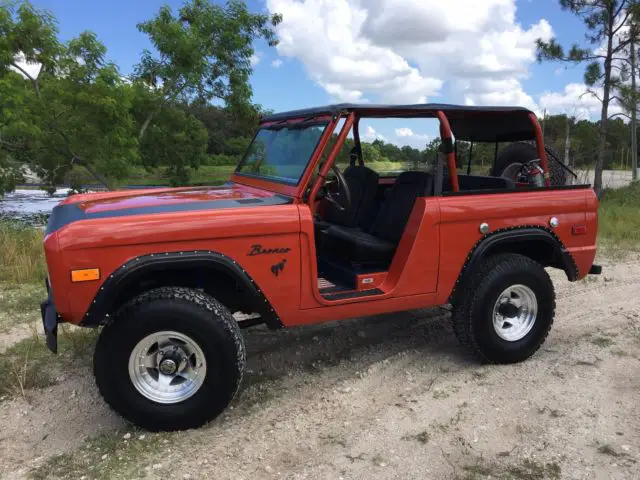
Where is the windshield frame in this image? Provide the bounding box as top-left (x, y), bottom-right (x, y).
top-left (233, 120), bottom-right (331, 187)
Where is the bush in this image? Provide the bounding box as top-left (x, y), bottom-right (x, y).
top-left (203, 154), bottom-right (238, 166)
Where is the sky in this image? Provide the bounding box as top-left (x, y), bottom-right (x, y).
top-left (26, 0), bottom-right (620, 148)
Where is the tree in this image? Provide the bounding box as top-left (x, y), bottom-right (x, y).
top-left (536, 0), bottom-right (639, 196)
top-left (629, 23), bottom-right (638, 180)
top-left (361, 143), bottom-right (381, 163)
top-left (0, 2), bottom-right (138, 191)
top-left (615, 12), bottom-right (640, 181)
top-left (134, 0), bottom-right (282, 142)
top-left (138, 107), bottom-right (208, 186)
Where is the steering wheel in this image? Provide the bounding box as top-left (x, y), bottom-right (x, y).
top-left (323, 164), bottom-right (352, 214)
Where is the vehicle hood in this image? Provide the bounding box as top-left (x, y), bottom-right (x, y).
top-left (47, 183), bottom-right (292, 235)
top-left (59, 183), bottom-right (282, 212)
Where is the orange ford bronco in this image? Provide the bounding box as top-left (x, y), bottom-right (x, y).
top-left (41, 104), bottom-right (601, 431)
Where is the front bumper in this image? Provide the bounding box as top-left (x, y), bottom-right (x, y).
top-left (40, 279), bottom-right (59, 354)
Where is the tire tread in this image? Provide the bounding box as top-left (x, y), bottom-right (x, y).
top-left (451, 253), bottom-right (556, 364)
top-left (94, 286), bottom-right (245, 431)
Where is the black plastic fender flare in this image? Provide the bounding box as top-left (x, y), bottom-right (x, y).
top-left (81, 250), bottom-right (283, 329)
top-left (448, 226), bottom-right (579, 304)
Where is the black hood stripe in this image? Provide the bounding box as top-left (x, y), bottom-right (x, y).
top-left (46, 195), bottom-right (292, 235)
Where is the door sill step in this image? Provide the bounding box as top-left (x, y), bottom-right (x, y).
top-left (322, 288), bottom-right (383, 301)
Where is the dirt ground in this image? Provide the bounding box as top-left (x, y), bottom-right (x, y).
top-left (0, 252), bottom-right (639, 480)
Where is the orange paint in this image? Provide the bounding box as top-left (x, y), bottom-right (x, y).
top-left (42, 105), bottom-right (600, 333)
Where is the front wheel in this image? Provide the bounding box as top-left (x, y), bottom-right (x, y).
top-left (451, 254), bottom-right (556, 364)
top-left (94, 287), bottom-right (245, 431)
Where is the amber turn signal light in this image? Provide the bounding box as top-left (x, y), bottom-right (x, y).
top-left (71, 268), bottom-right (101, 282)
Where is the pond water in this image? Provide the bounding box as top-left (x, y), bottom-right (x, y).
top-left (0, 189), bottom-right (70, 225)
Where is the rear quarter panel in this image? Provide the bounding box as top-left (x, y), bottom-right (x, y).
top-left (435, 187), bottom-right (598, 304)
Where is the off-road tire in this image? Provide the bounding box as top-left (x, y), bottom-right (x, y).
top-left (94, 287), bottom-right (245, 431)
top-left (492, 141), bottom-right (568, 186)
top-left (451, 254), bottom-right (555, 364)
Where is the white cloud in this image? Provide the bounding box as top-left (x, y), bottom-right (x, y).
top-left (362, 125), bottom-right (386, 142)
top-left (9, 53), bottom-right (42, 79)
top-left (250, 53), bottom-right (261, 66)
top-left (266, 0), bottom-right (552, 106)
top-left (457, 77), bottom-right (539, 113)
top-left (271, 59), bottom-right (283, 68)
top-left (266, 0), bottom-right (442, 103)
top-left (395, 127), bottom-right (414, 137)
top-left (539, 83), bottom-right (624, 121)
top-left (392, 127), bottom-right (430, 148)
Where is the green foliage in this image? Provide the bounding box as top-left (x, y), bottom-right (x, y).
top-left (536, 0), bottom-right (638, 194)
top-left (185, 102), bottom-right (262, 155)
top-left (139, 107), bottom-right (208, 186)
top-left (0, 0), bottom-right (282, 192)
top-left (0, 2), bottom-right (139, 190)
top-left (133, 0), bottom-right (281, 133)
top-left (541, 114), bottom-right (636, 168)
top-left (599, 182), bottom-right (640, 247)
top-left (0, 154), bottom-right (23, 195)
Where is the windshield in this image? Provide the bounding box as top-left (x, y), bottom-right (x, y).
top-left (235, 122), bottom-right (328, 185)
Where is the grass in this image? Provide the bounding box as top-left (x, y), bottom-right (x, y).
top-left (60, 162), bottom-right (409, 189)
top-left (0, 324), bottom-right (98, 401)
top-left (402, 430), bottom-right (430, 444)
top-left (463, 458), bottom-right (561, 480)
top-left (0, 283), bottom-right (45, 330)
top-left (597, 444), bottom-right (622, 457)
top-left (598, 182), bottom-right (640, 248)
top-left (0, 221), bottom-right (46, 284)
top-left (590, 335), bottom-right (615, 348)
top-left (31, 428), bottom-right (172, 480)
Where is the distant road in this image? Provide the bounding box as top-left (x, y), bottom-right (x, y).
top-left (574, 169), bottom-right (634, 189)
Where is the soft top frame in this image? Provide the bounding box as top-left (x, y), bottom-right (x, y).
top-left (260, 103), bottom-right (537, 143)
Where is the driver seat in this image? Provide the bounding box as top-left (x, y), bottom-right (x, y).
top-left (322, 171), bottom-right (434, 265)
top-left (315, 146), bottom-right (379, 230)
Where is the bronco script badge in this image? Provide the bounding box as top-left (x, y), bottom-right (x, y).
top-left (247, 244), bottom-right (292, 256)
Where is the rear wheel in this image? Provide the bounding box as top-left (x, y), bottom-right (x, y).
top-left (94, 287), bottom-right (245, 431)
top-left (451, 254), bottom-right (555, 364)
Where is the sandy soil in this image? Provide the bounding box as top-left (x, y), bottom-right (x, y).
top-left (1, 253), bottom-right (639, 480)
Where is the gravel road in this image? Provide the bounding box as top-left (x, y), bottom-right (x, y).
top-left (0, 252), bottom-right (639, 479)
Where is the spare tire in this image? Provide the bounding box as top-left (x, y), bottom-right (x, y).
top-left (492, 141), bottom-right (568, 186)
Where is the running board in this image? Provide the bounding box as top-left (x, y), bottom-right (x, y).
top-left (322, 288), bottom-right (384, 301)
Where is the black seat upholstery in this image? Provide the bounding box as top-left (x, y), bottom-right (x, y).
top-left (315, 146), bottom-right (379, 238)
top-left (323, 171), bottom-right (434, 264)
top-left (320, 163), bottom-right (379, 228)
top-left (441, 174), bottom-right (515, 192)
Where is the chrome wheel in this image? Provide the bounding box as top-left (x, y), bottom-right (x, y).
top-left (128, 331), bottom-right (207, 404)
top-left (492, 284), bottom-right (538, 342)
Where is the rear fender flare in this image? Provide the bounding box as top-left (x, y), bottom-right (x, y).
top-left (81, 250), bottom-right (282, 329)
top-left (448, 226), bottom-right (578, 304)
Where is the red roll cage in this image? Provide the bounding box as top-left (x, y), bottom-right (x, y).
top-left (234, 103), bottom-right (551, 202)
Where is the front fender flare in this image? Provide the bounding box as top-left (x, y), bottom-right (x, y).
top-left (81, 250), bottom-right (282, 329)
